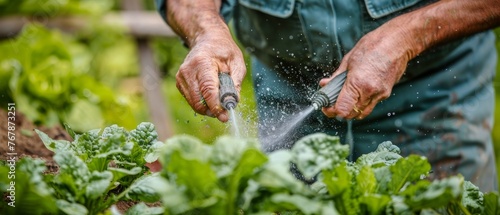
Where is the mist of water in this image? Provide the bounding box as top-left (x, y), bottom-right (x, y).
top-left (229, 108), bottom-right (242, 137)
top-left (260, 106), bottom-right (315, 152)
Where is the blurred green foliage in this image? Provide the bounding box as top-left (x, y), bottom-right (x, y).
top-left (0, 24), bottom-right (144, 131)
top-left (0, 1), bottom-right (147, 131)
top-left (0, 0), bottom-right (113, 17)
top-left (493, 28), bottom-right (500, 183)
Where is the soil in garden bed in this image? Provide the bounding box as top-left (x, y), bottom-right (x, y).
top-left (0, 108), bottom-right (72, 173)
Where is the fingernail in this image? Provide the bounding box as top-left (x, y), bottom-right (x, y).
top-left (218, 113), bottom-right (229, 122)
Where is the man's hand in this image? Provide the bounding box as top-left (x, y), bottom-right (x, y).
top-left (165, 0), bottom-right (246, 122)
top-left (321, 0), bottom-right (500, 120)
top-left (176, 32), bottom-right (245, 122)
top-left (320, 24), bottom-right (413, 120)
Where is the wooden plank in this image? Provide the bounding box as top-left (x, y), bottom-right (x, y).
top-left (0, 12), bottom-right (176, 38)
top-left (120, 11), bottom-right (176, 38)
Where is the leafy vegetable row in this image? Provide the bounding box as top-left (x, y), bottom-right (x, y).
top-left (154, 133), bottom-right (500, 215)
top-left (1, 123), bottom-right (499, 214)
top-left (1, 122), bottom-right (164, 215)
top-left (0, 23), bottom-right (141, 131)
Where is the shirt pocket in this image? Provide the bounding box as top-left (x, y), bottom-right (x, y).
top-left (361, 0), bottom-right (433, 34)
top-left (364, 0), bottom-right (423, 19)
top-left (239, 0), bottom-right (295, 18)
top-left (234, 0), bottom-right (313, 63)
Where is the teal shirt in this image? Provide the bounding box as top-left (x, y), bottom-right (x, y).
top-left (156, 0), bottom-right (498, 191)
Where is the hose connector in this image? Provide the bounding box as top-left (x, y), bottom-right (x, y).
top-left (311, 71), bottom-right (347, 110)
top-left (219, 72), bottom-right (239, 110)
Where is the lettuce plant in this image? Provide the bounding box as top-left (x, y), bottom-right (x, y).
top-left (2, 125), bottom-right (499, 215)
top-left (150, 133), bottom-right (500, 215)
top-left (34, 122), bottom-right (163, 214)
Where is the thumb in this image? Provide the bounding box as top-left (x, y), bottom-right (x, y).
top-left (320, 53), bottom-right (350, 87)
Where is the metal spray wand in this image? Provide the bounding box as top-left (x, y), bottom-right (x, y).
top-left (219, 72), bottom-right (239, 110)
top-left (311, 71), bottom-right (347, 110)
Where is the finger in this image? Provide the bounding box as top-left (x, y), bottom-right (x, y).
top-left (227, 53), bottom-right (247, 94)
top-left (319, 53), bottom-right (350, 87)
top-left (197, 69), bottom-right (229, 122)
top-left (319, 68), bottom-right (347, 87)
top-left (319, 60), bottom-right (350, 118)
top-left (356, 100), bottom-right (377, 120)
top-left (176, 71), bottom-right (210, 116)
top-left (356, 91), bottom-right (390, 119)
top-left (332, 80), bottom-right (361, 119)
top-left (351, 96), bottom-right (372, 120)
top-left (322, 106), bottom-right (337, 118)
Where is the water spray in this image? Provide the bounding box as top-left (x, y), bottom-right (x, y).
top-left (311, 71), bottom-right (347, 110)
top-left (219, 72), bottom-right (243, 137)
top-left (219, 72), bottom-right (239, 110)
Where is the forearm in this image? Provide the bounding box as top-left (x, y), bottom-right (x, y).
top-left (165, 0), bottom-right (228, 48)
top-left (384, 0), bottom-right (500, 61)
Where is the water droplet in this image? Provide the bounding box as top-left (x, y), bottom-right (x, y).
top-left (395, 119), bottom-right (403, 127)
top-left (266, 87), bottom-right (270, 91)
top-left (410, 104), bottom-right (413, 108)
top-left (289, 35), bottom-right (294, 39)
top-left (387, 113), bottom-right (392, 116)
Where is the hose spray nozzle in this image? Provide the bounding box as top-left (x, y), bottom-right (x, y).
top-left (219, 72), bottom-right (239, 110)
top-left (311, 71), bottom-right (347, 110)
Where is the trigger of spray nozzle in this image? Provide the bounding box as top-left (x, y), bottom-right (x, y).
top-left (219, 72), bottom-right (239, 110)
top-left (311, 71), bottom-right (347, 110)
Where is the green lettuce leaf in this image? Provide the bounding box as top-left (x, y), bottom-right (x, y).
top-left (0, 158), bottom-right (58, 214)
top-left (402, 175), bottom-right (463, 210)
top-left (291, 133), bottom-right (349, 179)
top-left (484, 192), bottom-right (500, 215)
top-left (389, 155), bottom-right (431, 193)
top-left (124, 202), bottom-right (164, 215)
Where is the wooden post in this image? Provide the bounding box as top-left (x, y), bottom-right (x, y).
top-left (122, 0), bottom-right (174, 141)
top-left (137, 38), bottom-right (174, 139)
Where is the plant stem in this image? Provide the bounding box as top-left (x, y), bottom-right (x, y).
top-left (458, 203), bottom-right (472, 215)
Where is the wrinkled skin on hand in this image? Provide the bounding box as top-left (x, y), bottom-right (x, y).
top-left (320, 19), bottom-right (416, 120)
top-left (176, 31), bottom-right (246, 122)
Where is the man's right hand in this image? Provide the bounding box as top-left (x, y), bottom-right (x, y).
top-left (165, 0), bottom-right (246, 122)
